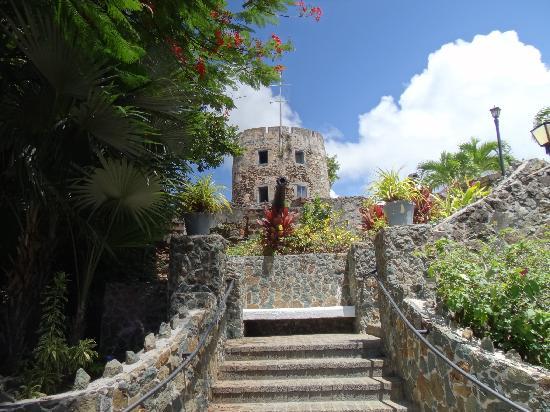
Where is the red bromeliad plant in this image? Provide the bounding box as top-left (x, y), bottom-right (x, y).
top-left (360, 201), bottom-right (386, 233)
top-left (413, 186), bottom-right (437, 224)
top-left (258, 206), bottom-right (296, 254)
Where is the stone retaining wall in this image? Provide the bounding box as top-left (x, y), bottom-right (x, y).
top-left (226, 253), bottom-right (350, 309)
top-left (347, 241), bottom-right (380, 336)
top-left (375, 159), bottom-right (550, 411)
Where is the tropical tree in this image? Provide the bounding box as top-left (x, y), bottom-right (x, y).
top-left (0, 0), bottom-right (318, 375)
top-left (326, 155), bottom-right (340, 188)
top-left (533, 106), bottom-right (550, 127)
top-left (418, 138), bottom-right (514, 189)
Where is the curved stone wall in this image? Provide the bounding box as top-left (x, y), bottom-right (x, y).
top-left (374, 159), bottom-right (550, 411)
top-left (232, 126), bottom-right (330, 206)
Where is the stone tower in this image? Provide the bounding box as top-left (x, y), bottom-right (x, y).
top-left (232, 126), bottom-right (330, 206)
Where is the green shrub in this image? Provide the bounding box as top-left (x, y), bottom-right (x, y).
top-left (226, 236), bottom-right (264, 256)
top-left (17, 272), bottom-right (98, 398)
top-left (282, 198), bottom-right (358, 254)
top-left (427, 231), bottom-right (550, 367)
top-left (433, 181), bottom-right (490, 219)
top-left (227, 198), bottom-right (358, 255)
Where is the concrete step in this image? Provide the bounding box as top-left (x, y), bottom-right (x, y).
top-left (209, 399), bottom-right (411, 411)
top-left (211, 376), bottom-right (402, 403)
top-left (225, 334), bottom-right (382, 361)
top-left (219, 357), bottom-right (386, 380)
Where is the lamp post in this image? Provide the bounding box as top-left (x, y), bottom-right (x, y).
top-left (490, 106), bottom-right (506, 175)
top-left (530, 121), bottom-right (550, 155)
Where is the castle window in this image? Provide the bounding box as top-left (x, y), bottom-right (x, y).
top-left (258, 186), bottom-right (269, 202)
top-left (296, 185), bottom-right (307, 199)
top-left (258, 150), bottom-right (268, 165)
top-left (295, 150), bottom-right (305, 164)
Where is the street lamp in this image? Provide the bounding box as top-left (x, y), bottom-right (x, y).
top-left (490, 106), bottom-right (506, 175)
top-left (530, 121), bottom-right (550, 155)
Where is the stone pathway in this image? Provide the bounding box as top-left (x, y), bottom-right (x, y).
top-left (209, 334), bottom-right (413, 411)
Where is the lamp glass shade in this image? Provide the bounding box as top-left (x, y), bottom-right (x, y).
top-left (531, 122), bottom-right (550, 146)
top-left (490, 106), bottom-right (501, 119)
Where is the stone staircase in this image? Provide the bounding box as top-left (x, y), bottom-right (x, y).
top-left (209, 334), bottom-right (413, 411)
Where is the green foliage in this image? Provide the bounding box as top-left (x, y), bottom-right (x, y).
top-left (300, 197), bottom-right (332, 228)
top-left (226, 236), bottom-right (264, 256)
top-left (18, 272), bottom-right (98, 397)
top-left (433, 181), bottom-right (491, 219)
top-left (533, 106), bottom-right (550, 127)
top-left (284, 198), bottom-right (358, 253)
top-left (370, 169), bottom-right (418, 202)
top-left (426, 231), bottom-right (550, 367)
top-left (326, 155), bottom-right (340, 188)
top-left (418, 137), bottom-right (514, 189)
top-left (178, 175), bottom-right (231, 214)
top-left (228, 198), bottom-right (358, 255)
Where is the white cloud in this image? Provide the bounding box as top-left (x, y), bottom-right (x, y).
top-left (326, 31), bottom-right (550, 184)
top-left (321, 125), bottom-right (345, 142)
top-left (329, 189), bottom-right (339, 198)
top-left (227, 83), bottom-right (301, 131)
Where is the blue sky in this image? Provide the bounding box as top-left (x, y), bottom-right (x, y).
top-left (210, 0), bottom-right (550, 198)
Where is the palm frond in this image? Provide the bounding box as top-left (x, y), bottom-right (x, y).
top-left (72, 157), bottom-right (165, 234)
top-left (70, 90), bottom-right (149, 156)
top-left (2, 2), bottom-right (110, 99)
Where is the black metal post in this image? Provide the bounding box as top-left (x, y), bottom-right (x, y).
top-left (493, 117), bottom-right (506, 175)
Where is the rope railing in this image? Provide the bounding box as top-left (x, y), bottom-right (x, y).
top-left (367, 269), bottom-right (529, 412)
top-left (122, 278), bottom-right (235, 412)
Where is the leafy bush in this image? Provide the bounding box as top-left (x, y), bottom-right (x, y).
top-left (226, 236), bottom-right (264, 256)
top-left (427, 231), bottom-right (550, 367)
top-left (229, 198), bottom-right (358, 255)
top-left (434, 181), bottom-right (490, 219)
top-left (178, 175), bottom-right (231, 214)
top-left (18, 272), bottom-right (98, 398)
top-left (283, 198), bottom-right (358, 254)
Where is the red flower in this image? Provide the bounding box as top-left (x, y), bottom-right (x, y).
top-left (215, 29), bottom-right (224, 46)
top-left (210, 10), bottom-right (219, 19)
top-left (520, 268), bottom-right (528, 277)
top-left (195, 59), bottom-right (206, 78)
top-left (295, 0), bottom-right (307, 13)
top-left (271, 34), bottom-right (282, 45)
top-left (310, 6), bottom-right (322, 21)
top-left (167, 38), bottom-right (185, 64)
top-left (233, 31), bottom-right (243, 47)
top-left (274, 64), bottom-right (286, 72)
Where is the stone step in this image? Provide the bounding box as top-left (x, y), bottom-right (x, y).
top-left (209, 399), bottom-right (411, 411)
top-left (219, 357), bottom-right (386, 380)
top-left (225, 334), bottom-right (382, 361)
top-left (211, 376), bottom-right (402, 403)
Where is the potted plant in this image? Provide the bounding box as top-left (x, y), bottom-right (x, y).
top-left (371, 169), bottom-right (418, 226)
top-left (179, 175), bottom-right (231, 235)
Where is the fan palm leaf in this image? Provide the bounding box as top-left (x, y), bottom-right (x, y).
top-left (72, 157), bottom-right (165, 235)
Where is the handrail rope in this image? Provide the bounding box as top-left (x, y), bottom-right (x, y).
top-left (366, 269), bottom-right (529, 412)
top-left (122, 278), bottom-right (235, 412)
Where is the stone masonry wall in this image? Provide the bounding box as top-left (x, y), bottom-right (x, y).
top-left (232, 127), bottom-right (330, 206)
top-left (1, 235), bottom-right (233, 412)
top-left (226, 253), bottom-right (350, 309)
top-left (375, 159), bottom-right (550, 411)
top-left (346, 241), bottom-right (380, 336)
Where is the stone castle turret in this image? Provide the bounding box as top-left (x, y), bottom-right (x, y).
top-left (232, 126), bottom-right (330, 206)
